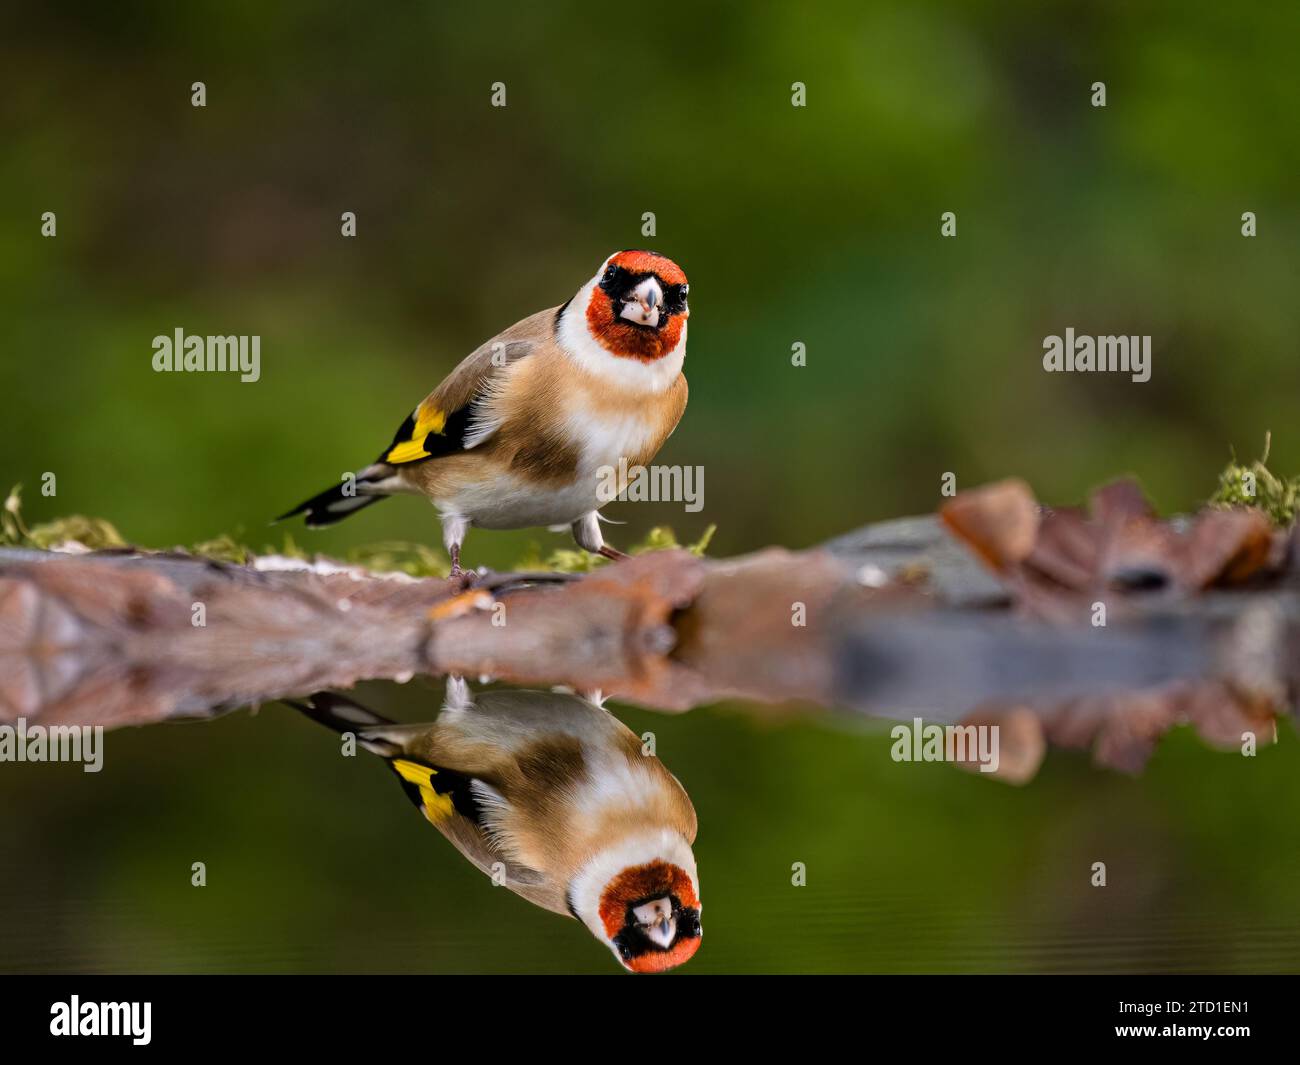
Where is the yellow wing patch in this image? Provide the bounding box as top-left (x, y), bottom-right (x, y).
top-left (385, 403), bottom-right (447, 464)
top-left (392, 758), bottom-right (455, 823)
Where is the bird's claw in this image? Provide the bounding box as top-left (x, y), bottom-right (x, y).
top-left (447, 566), bottom-right (479, 593)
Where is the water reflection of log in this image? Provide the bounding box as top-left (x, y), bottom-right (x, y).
top-left (2, 479), bottom-right (1296, 779)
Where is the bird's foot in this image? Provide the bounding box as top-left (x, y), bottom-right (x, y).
top-left (446, 544), bottom-right (480, 591)
top-left (446, 564), bottom-right (479, 593)
top-left (597, 545), bottom-right (630, 563)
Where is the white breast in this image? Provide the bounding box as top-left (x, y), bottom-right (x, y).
top-left (441, 473), bottom-right (595, 530)
top-left (444, 401), bottom-right (662, 531)
top-left (564, 403), bottom-right (662, 473)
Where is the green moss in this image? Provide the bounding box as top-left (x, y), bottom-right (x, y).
top-left (28, 516), bottom-right (127, 550)
top-left (3, 485), bottom-right (126, 549)
top-left (516, 523), bottom-right (718, 573)
top-left (189, 533), bottom-right (253, 564)
top-left (3, 484), bottom-right (717, 574)
top-left (1209, 435), bottom-right (1299, 526)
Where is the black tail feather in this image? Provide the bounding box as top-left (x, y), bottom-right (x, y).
top-left (284, 691), bottom-right (395, 732)
top-left (275, 481), bottom-right (387, 528)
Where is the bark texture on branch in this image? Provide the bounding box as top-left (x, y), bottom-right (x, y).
top-left (3, 478), bottom-right (1297, 780)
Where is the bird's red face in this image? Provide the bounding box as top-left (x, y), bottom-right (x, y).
top-left (585, 250), bottom-right (689, 363)
top-left (598, 860), bottom-right (702, 973)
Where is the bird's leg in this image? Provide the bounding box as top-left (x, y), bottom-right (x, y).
top-left (441, 513), bottom-right (475, 587)
top-left (443, 675), bottom-right (474, 713)
top-left (572, 511), bottom-right (629, 564)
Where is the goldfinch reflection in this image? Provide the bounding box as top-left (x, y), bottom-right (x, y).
top-left (289, 681), bottom-right (702, 973)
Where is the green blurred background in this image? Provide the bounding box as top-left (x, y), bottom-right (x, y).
top-left (2, 1), bottom-right (1298, 973)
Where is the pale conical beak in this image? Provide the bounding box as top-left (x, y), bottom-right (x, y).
top-left (619, 278), bottom-right (663, 326)
top-left (646, 915), bottom-right (676, 949)
top-left (632, 897), bottom-right (677, 949)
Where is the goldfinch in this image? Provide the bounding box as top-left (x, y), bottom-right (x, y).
top-left (290, 680), bottom-right (702, 973)
top-left (276, 250), bottom-right (690, 574)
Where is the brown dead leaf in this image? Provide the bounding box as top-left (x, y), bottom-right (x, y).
top-left (945, 478), bottom-right (1287, 617)
top-left (939, 479), bottom-right (1039, 573)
